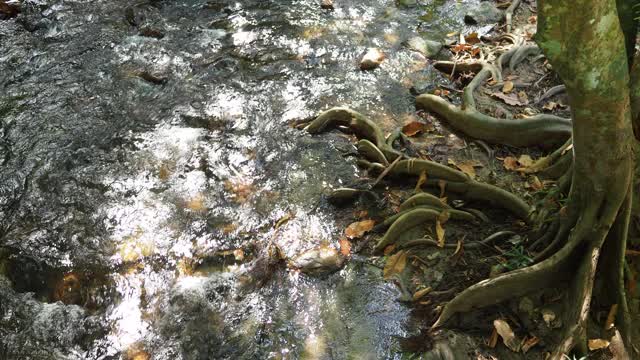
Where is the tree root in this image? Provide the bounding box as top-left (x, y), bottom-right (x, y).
top-left (416, 61), bottom-right (572, 148)
top-left (375, 208), bottom-right (443, 251)
top-left (505, 0), bottom-right (522, 34)
top-left (399, 192), bottom-right (451, 212)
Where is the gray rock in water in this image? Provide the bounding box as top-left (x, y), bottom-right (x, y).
top-left (464, 2), bottom-right (503, 25)
top-left (407, 36), bottom-right (442, 58)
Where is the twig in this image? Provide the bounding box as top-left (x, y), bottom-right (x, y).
top-left (372, 154), bottom-right (403, 187)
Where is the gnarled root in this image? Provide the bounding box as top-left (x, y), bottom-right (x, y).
top-left (417, 60), bottom-right (571, 148)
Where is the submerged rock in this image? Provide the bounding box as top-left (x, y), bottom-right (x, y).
top-left (464, 2), bottom-right (502, 25)
top-left (320, 0), bottom-right (334, 10)
top-left (288, 245), bottom-right (345, 274)
top-left (407, 36), bottom-right (442, 58)
top-left (360, 48), bottom-right (385, 70)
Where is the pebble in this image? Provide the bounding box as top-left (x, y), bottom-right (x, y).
top-left (320, 0), bottom-right (334, 10)
top-left (359, 48), bottom-right (385, 70)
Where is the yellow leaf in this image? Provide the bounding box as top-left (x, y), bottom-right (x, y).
top-left (455, 161), bottom-right (476, 179)
top-left (383, 244), bottom-right (397, 255)
top-left (587, 339), bottom-right (610, 351)
top-left (438, 180), bottom-right (447, 198)
top-left (383, 251), bottom-right (407, 279)
top-left (436, 220), bottom-right (445, 248)
top-left (345, 219), bottom-right (375, 239)
top-left (233, 249), bottom-right (245, 261)
top-left (503, 81), bottom-right (514, 93)
top-left (494, 319), bottom-right (521, 352)
top-left (412, 287), bottom-right (432, 302)
top-left (521, 336), bottom-right (540, 353)
top-left (415, 170), bottom-right (428, 192)
top-left (518, 154), bottom-right (534, 167)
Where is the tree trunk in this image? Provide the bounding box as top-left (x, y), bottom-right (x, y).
top-left (537, 0), bottom-right (636, 355)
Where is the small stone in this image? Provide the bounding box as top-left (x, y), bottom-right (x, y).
top-left (464, 2), bottom-right (503, 25)
top-left (406, 37), bottom-right (442, 58)
top-left (359, 48), bottom-right (385, 70)
top-left (320, 0), bottom-right (334, 10)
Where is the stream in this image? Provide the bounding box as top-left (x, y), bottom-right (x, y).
top-left (0, 1), bottom-right (482, 358)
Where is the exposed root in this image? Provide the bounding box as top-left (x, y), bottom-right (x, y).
top-left (399, 192), bottom-right (451, 212)
top-left (357, 139), bottom-right (389, 166)
top-left (378, 206), bottom-right (476, 231)
top-left (375, 208), bottom-right (443, 251)
top-left (422, 179), bottom-right (532, 221)
top-left (390, 158), bottom-right (471, 182)
top-left (504, 0), bottom-right (522, 33)
top-left (304, 107), bottom-right (402, 160)
top-left (416, 61), bottom-right (572, 148)
top-left (535, 84), bottom-right (566, 105)
top-left (521, 137), bottom-right (572, 175)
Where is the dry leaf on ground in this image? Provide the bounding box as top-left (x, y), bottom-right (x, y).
top-left (521, 336), bottom-right (540, 353)
top-left (415, 169), bottom-right (428, 192)
top-left (494, 319), bottom-right (521, 352)
top-left (402, 121), bottom-right (428, 137)
top-left (503, 81), bottom-right (514, 93)
top-left (492, 91), bottom-right (527, 106)
top-left (383, 251), bottom-right (407, 279)
top-left (587, 338), bottom-right (610, 351)
top-left (503, 157), bottom-right (519, 170)
top-left (345, 219), bottom-right (375, 239)
top-left (412, 287), bottom-right (432, 302)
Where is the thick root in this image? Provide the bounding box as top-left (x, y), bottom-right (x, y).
top-left (374, 208), bottom-right (443, 251)
top-left (416, 93), bottom-right (571, 148)
top-left (357, 139), bottom-right (389, 166)
top-left (390, 159), bottom-right (471, 183)
top-left (399, 192), bottom-right (451, 212)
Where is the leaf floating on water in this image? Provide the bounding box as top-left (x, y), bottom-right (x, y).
top-left (402, 121), bottom-right (428, 137)
top-left (383, 251), bottom-right (407, 279)
top-left (493, 319), bottom-right (521, 352)
top-left (345, 219), bottom-right (375, 239)
top-left (275, 212), bottom-right (294, 229)
top-left (339, 238), bottom-right (352, 256)
top-left (587, 338), bottom-right (610, 351)
top-left (412, 287), bottom-right (432, 302)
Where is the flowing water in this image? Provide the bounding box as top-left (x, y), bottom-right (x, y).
top-left (0, 1), bottom-right (480, 358)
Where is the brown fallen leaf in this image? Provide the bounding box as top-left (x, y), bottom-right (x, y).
top-left (233, 249), bottom-right (245, 261)
top-left (415, 169), bottom-right (428, 192)
top-left (412, 287), bottom-right (432, 302)
top-left (492, 91), bottom-right (527, 106)
top-left (438, 180), bottom-right (447, 198)
top-left (384, 244), bottom-right (397, 255)
top-left (588, 338), bottom-right (610, 351)
top-left (456, 161), bottom-right (477, 179)
top-left (465, 32), bottom-right (481, 44)
top-left (345, 219), bottom-right (375, 239)
top-left (521, 336), bottom-right (540, 353)
top-left (339, 238), bottom-right (352, 256)
top-left (488, 327), bottom-right (499, 348)
top-left (494, 319), bottom-right (521, 352)
top-left (503, 157), bottom-right (519, 170)
top-left (383, 251), bottom-right (407, 279)
top-left (529, 176), bottom-right (544, 191)
top-left (402, 121), bottom-right (428, 137)
top-left (503, 81), bottom-right (514, 93)
top-left (436, 210), bottom-right (450, 248)
top-left (518, 91), bottom-right (529, 104)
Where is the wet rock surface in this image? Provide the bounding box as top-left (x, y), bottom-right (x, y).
top-left (0, 0), bottom-right (479, 358)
